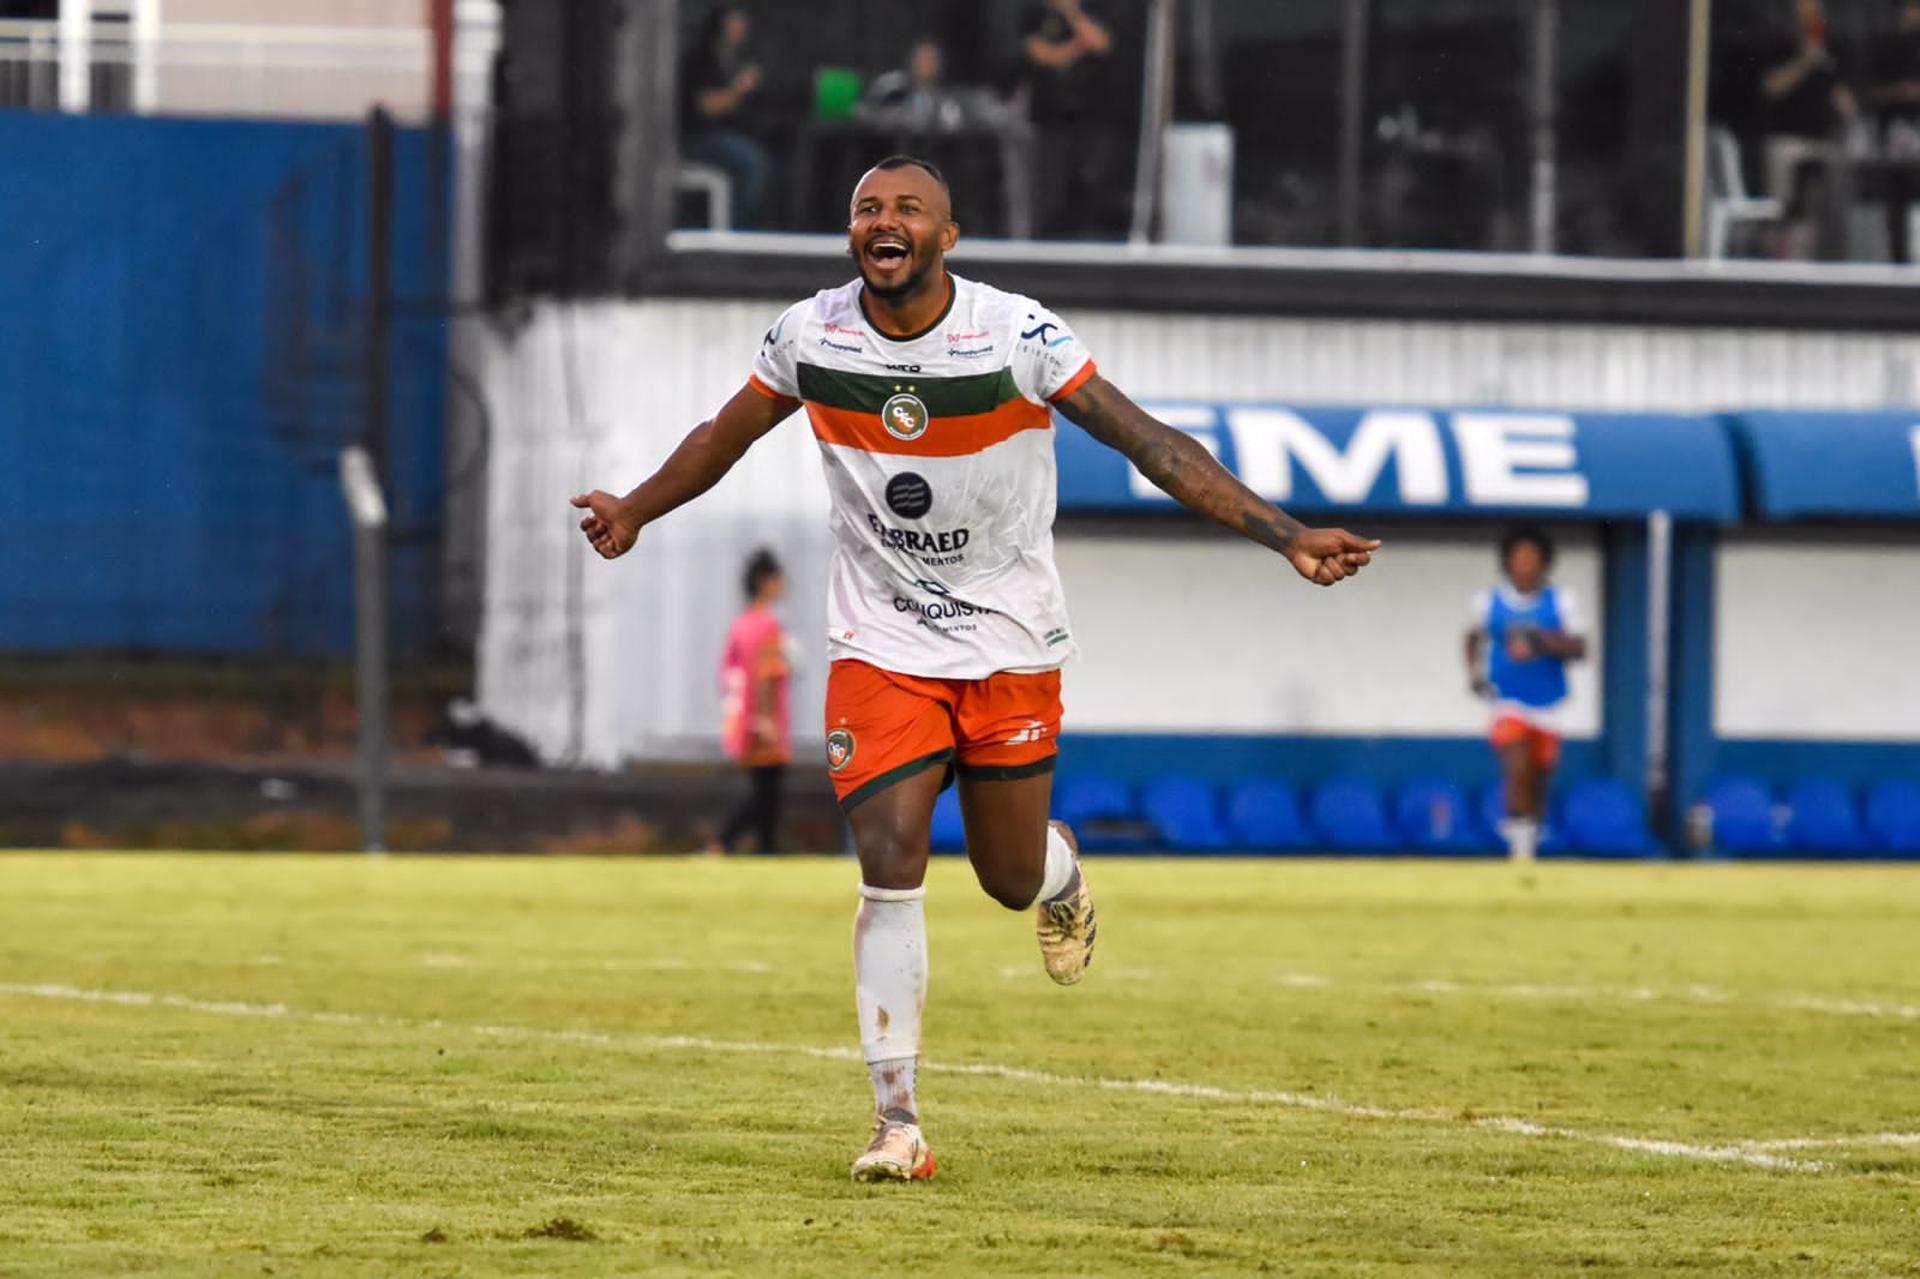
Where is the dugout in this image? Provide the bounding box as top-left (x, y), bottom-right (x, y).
top-left (1668, 412), bottom-right (1920, 855)
top-left (1046, 401), bottom-right (1742, 851)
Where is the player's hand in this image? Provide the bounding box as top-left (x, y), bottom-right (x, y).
top-left (570, 490), bottom-right (642, 559)
top-left (1286, 527), bottom-right (1381, 587)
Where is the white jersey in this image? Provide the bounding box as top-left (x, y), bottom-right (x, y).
top-left (749, 274), bottom-right (1096, 679)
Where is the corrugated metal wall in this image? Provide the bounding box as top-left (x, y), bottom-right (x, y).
top-left (472, 295), bottom-right (1920, 766)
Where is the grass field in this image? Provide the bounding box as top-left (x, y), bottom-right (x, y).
top-left (1, 853), bottom-right (1916, 1277)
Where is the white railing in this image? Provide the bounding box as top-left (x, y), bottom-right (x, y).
top-left (0, 13), bottom-right (496, 124)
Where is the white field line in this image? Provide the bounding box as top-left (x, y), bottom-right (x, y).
top-left (0, 979), bottom-right (1861, 1175)
top-left (1745, 1132), bottom-right (1920, 1151)
top-left (1258, 972), bottom-right (1920, 1023)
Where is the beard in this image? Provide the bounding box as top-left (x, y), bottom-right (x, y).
top-left (852, 244), bottom-right (935, 300)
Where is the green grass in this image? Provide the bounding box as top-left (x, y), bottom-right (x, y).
top-left (0, 854), bottom-right (1916, 1277)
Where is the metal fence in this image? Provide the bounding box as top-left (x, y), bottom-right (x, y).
top-left (0, 7), bottom-right (496, 123)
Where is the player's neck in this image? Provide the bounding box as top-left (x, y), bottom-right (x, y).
top-left (860, 272), bottom-right (954, 340)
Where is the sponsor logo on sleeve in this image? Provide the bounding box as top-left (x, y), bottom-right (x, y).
top-left (1020, 314), bottom-right (1075, 349)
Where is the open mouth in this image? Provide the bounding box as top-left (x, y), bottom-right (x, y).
top-left (865, 236), bottom-right (911, 268)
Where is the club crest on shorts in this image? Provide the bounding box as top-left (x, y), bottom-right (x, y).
top-left (881, 392), bottom-right (929, 441)
top-left (825, 728), bottom-right (856, 772)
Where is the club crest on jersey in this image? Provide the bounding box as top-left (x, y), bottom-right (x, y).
top-left (881, 392), bottom-right (930, 441)
top-left (825, 728), bottom-right (856, 772)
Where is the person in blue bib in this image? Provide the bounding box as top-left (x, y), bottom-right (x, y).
top-left (1465, 526), bottom-right (1587, 863)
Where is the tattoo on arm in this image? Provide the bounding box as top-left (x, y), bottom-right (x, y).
top-left (1057, 376), bottom-right (1304, 553)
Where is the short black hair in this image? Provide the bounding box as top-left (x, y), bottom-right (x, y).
top-left (871, 154), bottom-right (949, 193)
top-left (743, 548), bottom-right (782, 600)
top-left (1500, 524), bottom-right (1555, 568)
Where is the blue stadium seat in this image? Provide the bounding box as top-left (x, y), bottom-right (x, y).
top-left (1309, 777), bottom-right (1398, 852)
top-left (1224, 779), bottom-right (1312, 851)
top-left (1704, 777), bottom-right (1786, 855)
top-left (1787, 778), bottom-right (1868, 856)
top-left (1395, 779), bottom-right (1489, 853)
top-left (1141, 775), bottom-right (1231, 852)
top-left (1475, 781), bottom-right (1567, 855)
top-left (1865, 779), bottom-right (1920, 856)
top-left (1561, 778), bottom-right (1657, 857)
top-left (930, 785), bottom-right (966, 853)
top-left (1052, 774), bottom-right (1149, 853)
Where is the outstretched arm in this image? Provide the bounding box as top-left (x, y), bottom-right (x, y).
top-left (572, 382), bottom-right (800, 559)
top-left (1053, 374), bottom-right (1380, 585)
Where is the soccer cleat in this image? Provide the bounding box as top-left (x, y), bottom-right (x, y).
top-left (850, 1114), bottom-right (936, 1183)
top-left (1035, 841), bottom-right (1097, 986)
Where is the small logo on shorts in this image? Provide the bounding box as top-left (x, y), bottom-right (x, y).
top-left (826, 728), bottom-right (856, 772)
top-left (1004, 720), bottom-right (1049, 746)
top-left (881, 392), bottom-right (930, 441)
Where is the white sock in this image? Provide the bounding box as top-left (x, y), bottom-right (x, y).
top-left (1501, 816), bottom-right (1539, 864)
top-left (869, 1057), bottom-right (917, 1122)
top-left (855, 883), bottom-right (926, 1118)
top-left (1031, 824), bottom-right (1078, 907)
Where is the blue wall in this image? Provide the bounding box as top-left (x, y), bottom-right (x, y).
top-left (1059, 734), bottom-right (1605, 795)
top-left (0, 112), bottom-right (447, 655)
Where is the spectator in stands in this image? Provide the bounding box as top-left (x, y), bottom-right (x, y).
top-left (864, 39), bottom-right (953, 131)
top-left (1759, 0), bottom-right (1859, 213)
top-left (1017, 0), bottom-right (1119, 239)
top-left (1871, 0), bottom-right (1920, 259)
top-left (712, 549), bottom-right (792, 854)
top-left (681, 4), bottom-right (769, 229)
top-left (1465, 527), bottom-right (1586, 865)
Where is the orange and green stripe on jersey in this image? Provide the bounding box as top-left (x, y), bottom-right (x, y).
top-left (745, 360), bottom-right (1095, 458)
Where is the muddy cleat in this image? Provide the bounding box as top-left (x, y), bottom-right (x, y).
top-left (1036, 855), bottom-right (1097, 986)
top-left (850, 1114), bottom-right (936, 1183)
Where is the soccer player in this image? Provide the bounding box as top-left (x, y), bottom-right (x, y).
top-left (572, 155), bottom-right (1379, 1182)
top-left (1465, 526), bottom-right (1587, 864)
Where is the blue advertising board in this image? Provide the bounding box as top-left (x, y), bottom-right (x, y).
top-left (1054, 403), bottom-right (1742, 521)
top-left (1727, 411), bottom-right (1920, 521)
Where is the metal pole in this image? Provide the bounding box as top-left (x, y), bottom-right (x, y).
top-left (1128, 0), bottom-right (1176, 246)
top-left (366, 106), bottom-right (394, 477)
top-left (1336, 0), bottom-right (1370, 246)
top-left (1681, 0), bottom-right (1712, 258)
top-left (1645, 510), bottom-right (1673, 838)
top-left (58, 0), bottom-right (91, 113)
top-left (1529, 0), bottom-right (1558, 254)
top-left (340, 447), bottom-right (390, 854)
top-left (130, 0), bottom-right (160, 114)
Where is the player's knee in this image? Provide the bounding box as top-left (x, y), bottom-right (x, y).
top-left (853, 822), bottom-right (929, 891)
top-left (972, 855), bottom-right (1042, 911)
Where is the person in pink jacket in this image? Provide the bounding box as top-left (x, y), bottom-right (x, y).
top-left (715, 549), bottom-right (792, 853)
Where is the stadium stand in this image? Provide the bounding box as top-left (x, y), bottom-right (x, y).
top-left (1140, 775), bottom-right (1233, 852)
top-left (1864, 780), bottom-right (1920, 856)
top-left (1560, 779), bottom-right (1657, 857)
top-left (1223, 779), bottom-right (1313, 853)
top-left (1786, 778), bottom-right (1870, 856)
top-left (1052, 774), bottom-right (1152, 852)
top-left (1308, 777), bottom-right (1398, 853)
top-left (1395, 779), bottom-right (1489, 854)
top-left (1704, 777), bottom-right (1787, 855)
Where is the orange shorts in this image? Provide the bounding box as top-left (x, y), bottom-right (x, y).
top-left (823, 659), bottom-right (1062, 811)
top-left (1491, 715), bottom-right (1561, 769)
